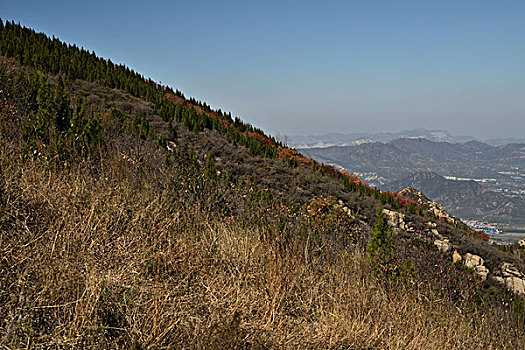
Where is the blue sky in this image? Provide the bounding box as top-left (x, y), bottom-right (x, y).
top-left (2, 1), bottom-right (524, 138)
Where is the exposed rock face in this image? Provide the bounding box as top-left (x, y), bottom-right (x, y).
top-left (430, 228), bottom-right (444, 240)
top-left (434, 239), bottom-right (450, 253)
top-left (452, 250), bottom-right (462, 264)
top-left (464, 253), bottom-right (484, 269)
top-left (382, 209), bottom-right (414, 232)
top-left (490, 263), bottom-right (525, 295)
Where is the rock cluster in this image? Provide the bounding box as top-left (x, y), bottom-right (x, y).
top-left (451, 251), bottom-right (525, 294)
top-left (382, 209), bottom-right (414, 232)
top-left (379, 207), bottom-right (525, 295)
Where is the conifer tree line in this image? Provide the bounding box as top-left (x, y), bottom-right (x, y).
top-left (0, 18), bottom-right (282, 159)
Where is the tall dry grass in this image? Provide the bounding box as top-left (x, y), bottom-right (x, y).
top-left (0, 141), bottom-right (523, 349)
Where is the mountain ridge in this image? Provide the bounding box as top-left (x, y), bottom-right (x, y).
top-left (291, 128), bottom-right (525, 148)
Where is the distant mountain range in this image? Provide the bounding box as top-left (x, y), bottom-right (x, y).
top-left (299, 137), bottom-right (525, 225)
top-left (290, 128), bottom-right (525, 148)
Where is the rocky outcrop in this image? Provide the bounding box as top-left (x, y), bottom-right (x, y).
top-left (461, 253), bottom-right (491, 281)
top-left (382, 209), bottom-right (414, 232)
top-left (474, 265), bottom-right (490, 282)
top-left (489, 263), bottom-right (525, 295)
top-left (502, 262), bottom-right (523, 278)
top-left (383, 209), bottom-right (404, 227)
top-left (397, 187), bottom-right (461, 226)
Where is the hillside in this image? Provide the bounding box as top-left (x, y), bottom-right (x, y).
top-left (385, 171), bottom-right (525, 223)
top-left (1, 19), bottom-right (525, 348)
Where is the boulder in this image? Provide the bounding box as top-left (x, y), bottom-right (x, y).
top-left (452, 250), bottom-right (462, 264)
top-left (434, 239), bottom-right (451, 253)
top-left (501, 263), bottom-right (523, 278)
top-left (383, 209), bottom-right (405, 228)
top-left (430, 229), bottom-right (444, 240)
top-left (464, 253), bottom-right (484, 269)
top-left (474, 266), bottom-right (490, 282)
top-left (505, 277), bottom-right (525, 295)
top-left (492, 276), bottom-right (504, 284)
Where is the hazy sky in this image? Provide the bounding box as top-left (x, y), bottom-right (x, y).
top-left (2, 1), bottom-right (525, 138)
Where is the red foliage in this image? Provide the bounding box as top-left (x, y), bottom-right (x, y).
top-left (247, 132), bottom-right (274, 147)
top-left (165, 92), bottom-right (185, 106)
top-left (323, 164), bottom-right (339, 178)
top-left (471, 230), bottom-right (489, 241)
top-left (342, 170), bottom-right (362, 185)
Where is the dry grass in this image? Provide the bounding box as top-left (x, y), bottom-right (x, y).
top-left (0, 141), bottom-right (523, 349)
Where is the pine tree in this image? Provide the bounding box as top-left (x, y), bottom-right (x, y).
top-left (205, 153), bottom-right (218, 182)
top-left (366, 208), bottom-right (397, 277)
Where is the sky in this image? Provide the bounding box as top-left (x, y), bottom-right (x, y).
top-left (2, 1), bottom-right (525, 139)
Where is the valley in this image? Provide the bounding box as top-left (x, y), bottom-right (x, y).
top-left (298, 136), bottom-right (525, 232)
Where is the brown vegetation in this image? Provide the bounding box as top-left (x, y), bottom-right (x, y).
top-left (1, 139), bottom-right (523, 349)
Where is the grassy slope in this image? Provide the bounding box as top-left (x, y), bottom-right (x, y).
top-left (0, 141), bottom-right (522, 349)
top-left (0, 24), bottom-right (524, 347)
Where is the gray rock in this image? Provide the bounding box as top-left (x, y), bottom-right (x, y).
top-left (434, 239), bottom-right (451, 253)
top-left (502, 263), bottom-right (523, 278)
top-left (464, 253), bottom-right (484, 269)
top-left (505, 277), bottom-right (525, 295)
top-left (474, 266), bottom-right (490, 282)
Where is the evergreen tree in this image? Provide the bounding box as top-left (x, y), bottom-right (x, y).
top-left (366, 208), bottom-right (397, 277)
top-left (205, 153), bottom-right (218, 182)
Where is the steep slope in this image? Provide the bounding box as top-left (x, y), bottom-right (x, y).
top-left (1, 19), bottom-right (525, 348)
